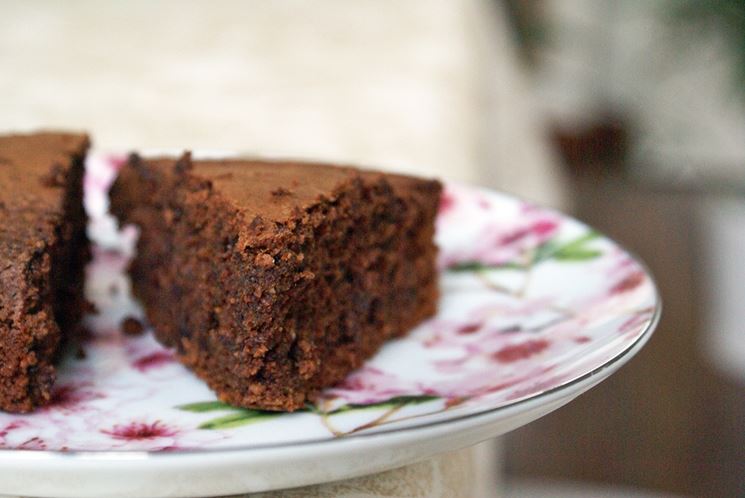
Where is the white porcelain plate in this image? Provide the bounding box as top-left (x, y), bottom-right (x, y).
top-left (0, 154), bottom-right (660, 497)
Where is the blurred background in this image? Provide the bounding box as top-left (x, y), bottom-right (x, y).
top-left (1, 1), bottom-right (744, 496)
top-left (502, 2), bottom-right (745, 497)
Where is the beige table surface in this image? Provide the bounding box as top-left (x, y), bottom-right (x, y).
top-left (0, 1), bottom-right (563, 496)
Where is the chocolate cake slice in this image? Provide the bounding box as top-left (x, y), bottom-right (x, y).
top-left (110, 154), bottom-right (441, 411)
top-left (0, 132), bottom-right (90, 412)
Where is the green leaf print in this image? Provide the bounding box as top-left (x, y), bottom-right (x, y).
top-left (327, 394), bottom-right (440, 416)
top-left (532, 240), bottom-right (561, 263)
top-left (447, 230), bottom-right (602, 275)
top-left (448, 261), bottom-right (524, 273)
top-left (552, 248), bottom-right (602, 261)
top-left (534, 231), bottom-right (601, 263)
top-left (176, 401), bottom-right (235, 412)
top-left (178, 394), bottom-right (440, 432)
top-left (198, 410), bottom-right (281, 430)
top-left (177, 401), bottom-right (284, 430)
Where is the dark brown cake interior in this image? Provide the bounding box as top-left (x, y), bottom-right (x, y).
top-left (0, 133), bottom-right (89, 412)
top-left (111, 154), bottom-right (440, 411)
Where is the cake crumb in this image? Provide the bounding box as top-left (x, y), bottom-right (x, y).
top-left (39, 163), bottom-right (67, 187)
top-left (77, 326), bottom-right (93, 342)
top-left (83, 300), bottom-right (99, 315)
top-left (255, 253), bottom-right (275, 267)
top-left (271, 187), bottom-right (293, 197)
top-left (121, 316), bottom-right (145, 336)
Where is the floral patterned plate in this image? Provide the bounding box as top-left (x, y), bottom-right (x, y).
top-left (0, 154), bottom-right (660, 498)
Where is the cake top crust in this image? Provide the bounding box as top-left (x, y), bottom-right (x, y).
top-left (0, 132), bottom-right (89, 211)
top-left (192, 158), bottom-right (363, 222)
top-left (0, 132), bottom-right (89, 285)
top-left (136, 155), bottom-right (435, 224)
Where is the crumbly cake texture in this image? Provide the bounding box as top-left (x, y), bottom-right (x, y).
top-left (110, 154), bottom-right (441, 411)
top-left (0, 132), bottom-right (90, 413)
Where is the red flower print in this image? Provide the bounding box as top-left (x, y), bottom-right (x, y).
top-left (0, 421), bottom-right (35, 450)
top-left (102, 421), bottom-right (178, 440)
top-left (440, 213), bottom-right (562, 270)
top-left (438, 190), bottom-right (456, 215)
top-left (456, 322), bottom-right (482, 335)
top-left (492, 339), bottom-right (550, 363)
top-left (610, 271), bottom-right (645, 295)
top-left (327, 366), bottom-right (425, 405)
top-left (444, 396), bottom-right (469, 408)
top-left (133, 351), bottom-right (175, 372)
top-left (46, 383), bottom-right (104, 410)
top-left (106, 154), bottom-right (127, 171)
top-left (0, 420), bottom-right (25, 439)
top-left (17, 437), bottom-right (46, 450)
top-left (498, 220), bottom-right (557, 246)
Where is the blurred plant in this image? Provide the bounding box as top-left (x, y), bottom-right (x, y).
top-left (673, 0), bottom-right (745, 96)
top-left (502, 0), bottom-right (548, 65)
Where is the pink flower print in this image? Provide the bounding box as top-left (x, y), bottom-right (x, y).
top-left (89, 245), bottom-right (131, 273)
top-left (433, 356), bottom-right (471, 374)
top-left (0, 420), bottom-right (26, 440)
top-left (17, 437), bottom-right (46, 450)
top-left (441, 214), bottom-right (562, 269)
top-left (456, 322), bottom-right (483, 335)
top-left (438, 190), bottom-right (456, 215)
top-left (45, 382), bottom-right (104, 411)
top-left (492, 339), bottom-right (551, 363)
top-left (498, 220), bottom-right (556, 246)
top-left (477, 196), bottom-right (491, 210)
top-left (82, 154), bottom-right (125, 200)
top-left (326, 367), bottom-right (424, 405)
top-left (133, 351), bottom-right (176, 372)
top-left (105, 153), bottom-right (127, 171)
top-left (609, 270), bottom-right (646, 296)
top-left (0, 421), bottom-right (33, 449)
top-left (102, 421), bottom-right (178, 441)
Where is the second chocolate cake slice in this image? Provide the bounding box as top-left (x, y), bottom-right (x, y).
top-left (110, 154), bottom-right (441, 411)
top-left (0, 132), bottom-right (90, 412)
